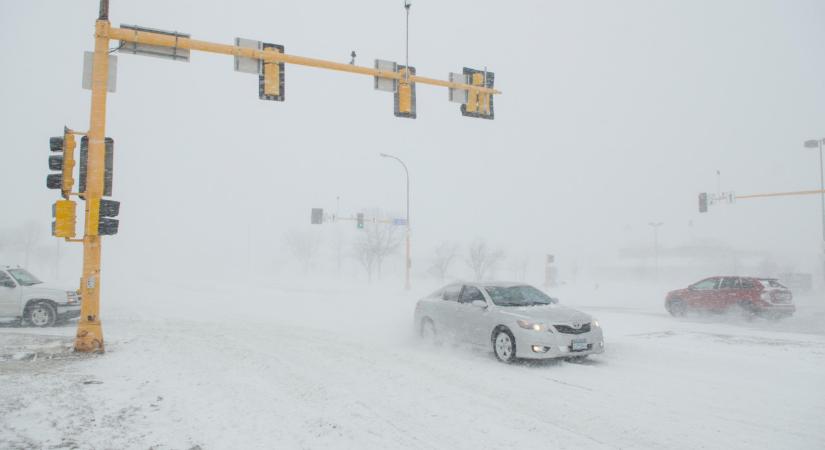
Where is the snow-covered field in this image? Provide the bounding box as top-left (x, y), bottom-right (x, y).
top-left (1, 280), bottom-right (824, 449)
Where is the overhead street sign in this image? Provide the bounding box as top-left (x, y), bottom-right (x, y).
top-left (448, 72), bottom-right (468, 104)
top-left (119, 24), bottom-right (190, 62)
top-left (234, 38), bottom-right (262, 74)
top-left (374, 59), bottom-right (398, 92)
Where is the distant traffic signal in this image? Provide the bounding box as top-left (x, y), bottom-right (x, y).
top-left (357, 213), bottom-right (365, 229)
top-left (259, 43), bottom-right (285, 101)
top-left (460, 67), bottom-right (495, 120)
top-left (87, 198), bottom-right (120, 236)
top-left (46, 129), bottom-right (77, 197)
top-left (311, 208), bottom-right (323, 225)
top-left (51, 200), bottom-right (77, 238)
top-left (79, 136), bottom-right (114, 197)
top-left (699, 192), bottom-right (708, 213)
top-left (394, 66), bottom-right (416, 119)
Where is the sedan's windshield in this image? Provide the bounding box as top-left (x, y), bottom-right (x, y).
top-left (483, 285), bottom-right (554, 307)
top-left (7, 269), bottom-right (42, 286)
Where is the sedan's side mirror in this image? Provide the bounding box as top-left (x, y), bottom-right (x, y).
top-left (471, 299), bottom-right (487, 308)
top-left (550, 297), bottom-right (559, 304)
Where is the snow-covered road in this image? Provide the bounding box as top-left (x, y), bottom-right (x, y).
top-left (2, 282), bottom-right (824, 449)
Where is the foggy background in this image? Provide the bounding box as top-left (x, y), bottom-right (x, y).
top-left (2, 0), bottom-right (824, 291)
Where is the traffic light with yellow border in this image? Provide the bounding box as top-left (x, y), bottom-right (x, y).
top-left (259, 43), bottom-right (285, 101)
top-left (51, 199), bottom-right (77, 238)
top-left (460, 67), bottom-right (494, 120)
top-left (79, 136), bottom-right (114, 198)
top-left (394, 66), bottom-right (416, 119)
top-left (86, 198), bottom-right (120, 236)
top-left (46, 128), bottom-right (77, 198)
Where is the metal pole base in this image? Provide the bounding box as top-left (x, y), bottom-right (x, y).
top-left (74, 322), bottom-right (105, 353)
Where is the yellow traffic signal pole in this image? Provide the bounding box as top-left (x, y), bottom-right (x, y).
top-left (71, 0), bottom-right (499, 352)
top-left (74, 6), bottom-right (112, 353)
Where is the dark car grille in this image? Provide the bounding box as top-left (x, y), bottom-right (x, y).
top-left (554, 323), bottom-right (591, 334)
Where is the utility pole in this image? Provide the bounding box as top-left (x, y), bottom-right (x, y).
top-left (380, 153), bottom-right (411, 290)
top-left (404, 1), bottom-right (411, 82)
top-left (804, 138), bottom-right (825, 283)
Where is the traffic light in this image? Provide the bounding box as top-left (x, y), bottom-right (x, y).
top-left (51, 200), bottom-right (77, 238)
top-left (259, 43), bottom-right (285, 101)
top-left (699, 192), bottom-right (708, 213)
top-left (460, 67), bottom-right (495, 120)
top-left (311, 208), bottom-right (323, 225)
top-left (87, 198), bottom-right (120, 236)
top-left (46, 129), bottom-right (77, 198)
top-left (357, 213), bottom-right (364, 229)
top-left (79, 136), bottom-right (114, 197)
top-left (394, 66), bottom-right (416, 119)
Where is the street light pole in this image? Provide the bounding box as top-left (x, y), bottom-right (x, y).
top-left (380, 153), bottom-right (411, 290)
top-left (404, 0), bottom-right (411, 82)
top-left (648, 222), bottom-right (664, 282)
top-left (804, 138), bottom-right (825, 283)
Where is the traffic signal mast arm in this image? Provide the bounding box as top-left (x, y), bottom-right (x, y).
top-left (735, 189), bottom-right (825, 200)
top-left (330, 215), bottom-right (394, 225)
top-left (104, 25), bottom-right (501, 97)
top-left (699, 188), bottom-right (825, 213)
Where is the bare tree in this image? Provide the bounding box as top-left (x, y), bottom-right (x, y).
top-left (282, 228), bottom-right (322, 273)
top-left (428, 241), bottom-right (459, 282)
top-left (352, 221), bottom-right (402, 282)
top-left (465, 239), bottom-right (505, 281)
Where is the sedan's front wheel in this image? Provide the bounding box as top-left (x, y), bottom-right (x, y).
top-left (420, 318), bottom-right (439, 345)
top-left (493, 328), bottom-right (516, 363)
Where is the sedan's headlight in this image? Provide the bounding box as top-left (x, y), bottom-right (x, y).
top-left (517, 319), bottom-right (545, 332)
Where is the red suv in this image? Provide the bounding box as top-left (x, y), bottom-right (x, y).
top-left (665, 276), bottom-right (795, 319)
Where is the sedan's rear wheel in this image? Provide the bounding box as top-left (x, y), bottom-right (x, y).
top-left (27, 301), bottom-right (56, 327)
top-left (493, 329), bottom-right (516, 363)
top-left (730, 301), bottom-right (757, 321)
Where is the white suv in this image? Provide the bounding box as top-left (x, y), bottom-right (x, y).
top-left (0, 266), bottom-right (81, 327)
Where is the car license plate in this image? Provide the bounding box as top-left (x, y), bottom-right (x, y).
top-left (571, 339), bottom-right (588, 351)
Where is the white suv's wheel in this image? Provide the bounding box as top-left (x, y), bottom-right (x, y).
top-left (493, 329), bottom-right (516, 363)
top-left (27, 301), bottom-right (56, 327)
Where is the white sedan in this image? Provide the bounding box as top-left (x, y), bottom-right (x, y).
top-left (414, 282), bottom-right (604, 363)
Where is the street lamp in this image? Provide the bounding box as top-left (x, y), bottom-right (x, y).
top-left (648, 222), bottom-right (664, 282)
top-left (380, 152), bottom-right (411, 290)
top-left (804, 138), bottom-right (825, 282)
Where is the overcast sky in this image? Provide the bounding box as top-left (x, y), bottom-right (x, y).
top-left (2, 0), bottom-right (824, 280)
